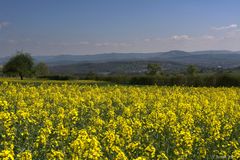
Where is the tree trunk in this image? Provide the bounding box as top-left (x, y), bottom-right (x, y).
top-left (19, 73), bottom-right (23, 80)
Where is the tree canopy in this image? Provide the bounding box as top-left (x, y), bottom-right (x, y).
top-left (34, 62), bottom-right (49, 77)
top-left (3, 51), bottom-right (34, 80)
top-left (147, 63), bottom-right (162, 75)
top-left (186, 64), bottom-right (199, 76)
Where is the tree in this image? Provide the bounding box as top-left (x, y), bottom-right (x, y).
top-left (34, 62), bottom-right (49, 77)
top-left (187, 65), bottom-right (198, 76)
top-left (147, 63), bottom-right (161, 75)
top-left (3, 51), bottom-right (34, 80)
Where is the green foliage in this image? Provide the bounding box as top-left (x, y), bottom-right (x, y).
top-left (85, 71), bottom-right (97, 80)
top-left (3, 51), bottom-right (34, 80)
top-left (147, 63), bottom-right (161, 75)
top-left (34, 62), bottom-right (49, 77)
top-left (38, 75), bottom-right (78, 80)
top-left (94, 73), bottom-right (240, 87)
top-left (187, 65), bottom-right (198, 76)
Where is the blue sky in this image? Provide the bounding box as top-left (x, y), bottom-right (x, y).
top-left (1, 0), bottom-right (240, 56)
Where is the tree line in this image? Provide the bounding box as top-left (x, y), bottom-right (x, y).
top-left (1, 51), bottom-right (240, 87)
top-left (85, 63), bottom-right (240, 87)
top-left (1, 51), bottom-right (49, 80)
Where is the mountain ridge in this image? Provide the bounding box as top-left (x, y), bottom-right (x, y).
top-left (1, 50), bottom-right (240, 71)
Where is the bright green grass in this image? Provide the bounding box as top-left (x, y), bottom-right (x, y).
top-left (0, 77), bottom-right (109, 85)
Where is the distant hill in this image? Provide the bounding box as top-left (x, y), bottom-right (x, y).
top-left (1, 50), bottom-right (240, 74)
top-left (157, 50), bottom-right (192, 58)
top-left (34, 50), bottom-right (240, 68)
top-left (33, 52), bottom-right (164, 66)
top-left (50, 60), bottom-right (186, 75)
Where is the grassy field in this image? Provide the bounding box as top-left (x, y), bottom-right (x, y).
top-left (0, 77), bottom-right (109, 86)
top-left (0, 79), bottom-right (240, 159)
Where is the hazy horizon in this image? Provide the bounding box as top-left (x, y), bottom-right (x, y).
top-left (1, 0), bottom-right (240, 56)
top-left (1, 49), bottom-right (240, 59)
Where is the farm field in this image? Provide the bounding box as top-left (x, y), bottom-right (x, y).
top-left (0, 81), bottom-right (240, 159)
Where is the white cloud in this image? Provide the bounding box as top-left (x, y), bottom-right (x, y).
top-left (8, 39), bottom-right (16, 43)
top-left (79, 41), bottom-right (89, 45)
top-left (52, 41), bottom-right (90, 46)
top-left (201, 35), bottom-right (215, 40)
top-left (212, 24), bottom-right (238, 30)
top-left (95, 42), bottom-right (110, 47)
top-left (155, 38), bottom-right (162, 41)
top-left (144, 38), bottom-right (151, 42)
top-left (0, 21), bottom-right (9, 29)
top-left (171, 35), bottom-right (192, 40)
top-left (95, 42), bottom-right (130, 47)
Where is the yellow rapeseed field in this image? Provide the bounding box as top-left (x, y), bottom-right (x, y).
top-left (0, 81), bottom-right (240, 159)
